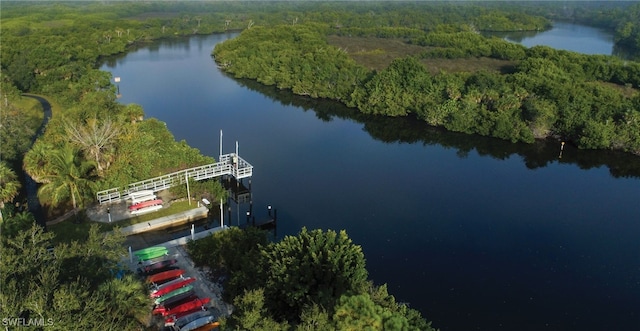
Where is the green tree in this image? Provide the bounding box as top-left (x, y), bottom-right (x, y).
top-left (37, 144), bottom-right (96, 211)
top-left (296, 304), bottom-right (335, 331)
top-left (187, 226), bottom-right (268, 301)
top-left (0, 92), bottom-right (39, 164)
top-left (64, 116), bottom-right (121, 176)
top-left (354, 57), bottom-right (433, 117)
top-left (0, 162), bottom-right (21, 220)
top-left (90, 274), bottom-right (152, 328)
top-left (262, 227), bottom-right (369, 320)
top-left (367, 284), bottom-right (435, 331)
top-left (0, 224), bottom-right (149, 331)
top-left (223, 288), bottom-right (290, 331)
top-left (23, 140), bottom-right (55, 183)
top-left (333, 291), bottom-right (436, 331)
top-left (0, 211), bottom-right (34, 238)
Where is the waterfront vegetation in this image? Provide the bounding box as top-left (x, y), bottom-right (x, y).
top-left (213, 21), bottom-right (640, 154)
top-left (2, 1), bottom-right (639, 221)
top-left (1, 1), bottom-right (640, 330)
top-left (187, 227), bottom-right (435, 331)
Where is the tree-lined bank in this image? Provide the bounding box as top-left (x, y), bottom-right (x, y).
top-left (2, 2), bottom-right (640, 330)
top-left (213, 23), bottom-right (640, 154)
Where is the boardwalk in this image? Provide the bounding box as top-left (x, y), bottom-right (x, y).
top-left (96, 153), bottom-right (252, 204)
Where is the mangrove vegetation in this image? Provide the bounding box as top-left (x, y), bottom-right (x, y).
top-left (2, 2), bottom-right (640, 330)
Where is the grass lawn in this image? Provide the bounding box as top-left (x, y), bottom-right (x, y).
top-left (49, 200), bottom-right (202, 245)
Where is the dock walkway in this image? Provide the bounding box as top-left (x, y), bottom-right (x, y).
top-left (116, 207), bottom-right (210, 235)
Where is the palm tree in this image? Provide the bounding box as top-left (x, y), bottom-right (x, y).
top-left (94, 274), bottom-right (152, 329)
top-left (0, 162), bottom-right (21, 222)
top-left (1, 211), bottom-right (35, 237)
top-left (37, 145), bottom-right (96, 211)
top-left (65, 117), bottom-right (120, 176)
top-left (23, 140), bottom-right (53, 183)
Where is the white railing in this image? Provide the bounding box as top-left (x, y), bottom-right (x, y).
top-left (97, 188), bottom-right (121, 204)
top-left (96, 153), bottom-right (253, 204)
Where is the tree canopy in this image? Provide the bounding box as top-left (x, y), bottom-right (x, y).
top-left (187, 227), bottom-right (436, 330)
top-left (214, 22), bottom-right (640, 155)
top-left (0, 224), bottom-right (151, 330)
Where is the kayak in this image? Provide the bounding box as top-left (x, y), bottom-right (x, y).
top-left (165, 310), bottom-right (213, 327)
top-left (151, 275), bottom-right (189, 291)
top-left (157, 297), bottom-right (210, 317)
top-left (129, 199), bottom-right (163, 211)
top-left (147, 269), bottom-right (185, 285)
top-left (153, 294), bottom-right (198, 314)
top-left (151, 277), bottom-right (196, 298)
top-left (128, 190), bottom-right (154, 200)
top-left (134, 246), bottom-right (167, 257)
top-left (180, 315), bottom-right (218, 331)
top-left (139, 259), bottom-right (177, 274)
top-left (139, 255), bottom-right (173, 267)
top-left (191, 322), bottom-right (220, 331)
top-left (154, 285), bottom-right (194, 305)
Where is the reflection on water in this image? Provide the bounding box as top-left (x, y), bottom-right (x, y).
top-left (234, 76), bottom-right (640, 179)
top-left (101, 31), bottom-right (640, 331)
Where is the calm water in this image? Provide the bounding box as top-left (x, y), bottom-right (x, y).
top-left (101, 28), bottom-right (640, 331)
top-left (485, 21), bottom-right (616, 56)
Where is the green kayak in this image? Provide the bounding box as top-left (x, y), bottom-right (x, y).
top-left (135, 246), bottom-right (167, 256)
top-left (135, 247), bottom-right (168, 261)
top-left (154, 285), bottom-right (194, 305)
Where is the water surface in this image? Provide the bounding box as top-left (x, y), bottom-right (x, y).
top-left (101, 29), bottom-right (640, 331)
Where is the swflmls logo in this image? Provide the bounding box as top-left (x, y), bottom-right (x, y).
top-left (2, 318), bottom-right (54, 327)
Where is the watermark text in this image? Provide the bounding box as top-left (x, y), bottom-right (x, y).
top-left (2, 317), bottom-right (54, 328)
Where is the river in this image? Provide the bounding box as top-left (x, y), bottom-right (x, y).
top-left (101, 24), bottom-right (640, 331)
top-left (484, 21), bottom-right (616, 55)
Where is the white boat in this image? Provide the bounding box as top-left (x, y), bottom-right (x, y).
top-left (128, 190), bottom-right (154, 200)
top-left (130, 204), bottom-right (163, 215)
top-left (131, 194), bottom-right (157, 205)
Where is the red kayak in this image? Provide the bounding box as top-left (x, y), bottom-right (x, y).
top-left (151, 277), bottom-right (196, 298)
top-left (155, 297), bottom-right (211, 317)
top-left (129, 199), bottom-right (163, 211)
top-left (147, 269), bottom-right (185, 285)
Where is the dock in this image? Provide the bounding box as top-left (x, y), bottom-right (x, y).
top-left (118, 206), bottom-right (210, 236)
top-left (96, 152), bottom-right (253, 205)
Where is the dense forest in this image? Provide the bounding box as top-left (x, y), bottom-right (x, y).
top-left (212, 4), bottom-right (640, 155)
top-left (1, 1), bottom-right (640, 330)
top-left (1, 224), bottom-right (152, 330)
